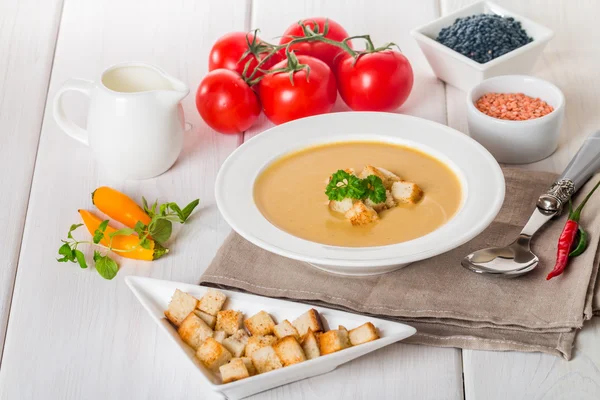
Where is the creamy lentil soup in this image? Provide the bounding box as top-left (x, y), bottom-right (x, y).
top-left (253, 141), bottom-right (462, 247)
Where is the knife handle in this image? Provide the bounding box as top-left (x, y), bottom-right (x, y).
top-left (537, 130), bottom-right (600, 213)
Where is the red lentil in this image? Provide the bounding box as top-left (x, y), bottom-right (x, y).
top-left (475, 92), bottom-right (554, 121)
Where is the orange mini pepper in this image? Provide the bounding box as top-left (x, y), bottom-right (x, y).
top-left (91, 186), bottom-right (152, 229)
top-left (79, 209), bottom-right (167, 261)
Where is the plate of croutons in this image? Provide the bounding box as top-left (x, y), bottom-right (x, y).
top-left (126, 276), bottom-right (416, 399)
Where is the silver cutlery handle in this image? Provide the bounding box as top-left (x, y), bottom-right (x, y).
top-left (537, 130), bottom-right (600, 213)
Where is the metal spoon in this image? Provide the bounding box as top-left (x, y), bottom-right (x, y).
top-left (462, 130), bottom-right (600, 277)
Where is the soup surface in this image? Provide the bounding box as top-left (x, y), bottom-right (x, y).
top-left (253, 141), bottom-right (462, 247)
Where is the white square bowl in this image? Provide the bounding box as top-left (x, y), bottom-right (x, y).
top-left (410, 1), bottom-right (554, 91)
top-left (126, 276), bottom-right (416, 400)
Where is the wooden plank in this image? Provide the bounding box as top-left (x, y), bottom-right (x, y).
top-left (244, 1), bottom-right (464, 399)
top-left (441, 1), bottom-right (600, 398)
top-left (0, 0), bottom-right (248, 399)
top-left (0, 0), bottom-right (64, 360)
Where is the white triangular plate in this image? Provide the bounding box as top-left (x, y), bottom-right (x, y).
top-left (126, 276), bottom-right (416, 400)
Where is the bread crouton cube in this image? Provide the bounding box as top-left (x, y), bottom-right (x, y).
top-left (358, 166), bottom-right (401, 189)
top-left (391, 181), bottom-right (424, 204)
top-left (301, 329), bottom-right (321, 360)
top-left (198, 288), bottom-right (227, 316)
top-left (292, 309), bottom-right (324, 337)
top-left (219, 358), bottom-right (249, 384)
top-left (222, 329), bottom-right (249, 358)
top-left (244, 311), bottom-right (275, 336)
top-left (194, 310), bottom-right (216, 329)
top-left (338, 325), bottom-right (348, 331)
top-left (178, 313), bottom-right (214, 350)
top-left (344, 201), bottom-right (379, 226)
top-left (164, 289), bottom-right (199, 327)
top-left (273, 336), bottom-right (306, 366)
top-left (273, 320), bottom-right (300, 340)
top-left (251, 346), bottom-right (283, 374)
top-left (241, 357), bottom-right (257, 376)
top-left (328, 198), bottom-right (354, 214)
top-left (196, 337), bottom-right (232, 371)
top-left (245, 335), bottom-right (277, 358)
top-left (349, 322), bottom-right (380, 345)
top-left (319, 329), bottom-right (351, 355)
top-left (215, 310), bottom-right (243, 335)
top-left (213, 330), bottom-right (227, 343)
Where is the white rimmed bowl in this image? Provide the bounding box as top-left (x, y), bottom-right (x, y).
top-left (466, 75), bottom-right (565, 164)
top-left (215, 112), bottom-right (505, 276)
top-left (410, 1), bottom-right (554, 91)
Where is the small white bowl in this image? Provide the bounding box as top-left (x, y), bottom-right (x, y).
top-left (466, 75), bottom-right (565, 164)
top-left (410, 1), bottom-right (554, 91)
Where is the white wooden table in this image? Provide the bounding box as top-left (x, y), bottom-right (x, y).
top-left (1, 0), bottom-right (599, 398)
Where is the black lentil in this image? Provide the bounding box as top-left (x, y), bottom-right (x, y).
top-left (436, 14), bottom-right (533, 63)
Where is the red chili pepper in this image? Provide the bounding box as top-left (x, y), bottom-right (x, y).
top-left (547, 180), bottom-right (600, 280)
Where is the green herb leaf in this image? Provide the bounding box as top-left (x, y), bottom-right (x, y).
top-left (67, 223), bottom-right (83, 239)
top-left (108, 227), bottom-right (135, 238)
top-left (74, 250), bottom-right (87, 269)
top-left (139, 237), bottom-right (152, 250)
top-left (93, 220), bottom-right (109, 244)
top-left (142, 196), bottom-right (150, 215)
top-left (93, 250), bottom-right (102, 262)
top-left (149, 219), bottom-right (172, 244)
top-left (325, 170), bottom-right (367, 201)
top-left (134, 221), bottom-right (147, 236)
top-left (94, 255), bottom-right (118, 280)
top-left (57, 243), bottom-right (74, 262)
top-left (364, 175), bottom-right (387, 204)
top-left (168, 202), bottom-right (185, 222)
top-left (181, 199), bottom-right (200, 222)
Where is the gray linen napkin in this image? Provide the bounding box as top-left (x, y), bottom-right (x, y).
top-left (200, 169), bottom-right (600, 359)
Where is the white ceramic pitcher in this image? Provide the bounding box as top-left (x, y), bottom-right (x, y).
top-left (53, 63), bottom-right (189, 179)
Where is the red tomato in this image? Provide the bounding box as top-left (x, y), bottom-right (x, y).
top-left (336, 51), bottom-right (413, 112)
top-left (279, 18), bottom-right (351, 70)
top-left (209, 32), bottom-right (283, 78)
top-left (196, 69), bottom-right (260, 134)
top-left (258, 56), bottom-right (337, 125)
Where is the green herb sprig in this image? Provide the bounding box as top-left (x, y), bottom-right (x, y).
top-left (325, 170), bottom-right (387, 203)
top-left (57, 198), bottom-right (199, 280)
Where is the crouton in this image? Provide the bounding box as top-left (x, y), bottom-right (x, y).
top-left (328, 198), bottom-right (354, 214)
top-left (219, 358), bottom-right (249, 383)
top-left (164, 289), bottom-right (199, 327)
top-left (338, 325), bottom-right (348, 331)
top-left (358, 165), bottom-right (401, 189)
top-left (273, 320), bottom-right (300, 340)
top-left (222, 329), bottom-right (249, 358)
top-left (197, 288), bottom-right (227, 316)
top-left (194, 310), bottom-right (216, 329)
top-left (215, 310), bottom-right (244, 335)
top-left (319, 329), bottom-right (351, 355)
top-left (273, 336), bottom-right (306, 366)
top-left (344, 201), bottom-right (379, 226)
top-left (245, 335), bottom-right (277, 357)
top-left (349, 322), bottom-right (380, 345)
top-left (196, 337), bottom-right (232, 371)
top-left (244, 311), bottom-right (276, 336)
top-left (251, 346), bottom-right (283, 374)
top-left (292, 309), bottom-right (324, 337)
top-left (391, 181), bottom-right (424, 204)
top-left (241, 357), bottom-right (257, 376)
top-left (301, 329), bottom-right (320, 360)
top-left (178, 313), bottom-right (214, 350)
top-left (213, 330), bottom-right (227, 343)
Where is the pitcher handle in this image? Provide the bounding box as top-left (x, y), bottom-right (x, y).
top-left (53, 78), bottom-right (94, 146)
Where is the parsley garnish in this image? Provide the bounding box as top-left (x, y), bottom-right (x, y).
top-left (325, 170), bottom-right (387, 204)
